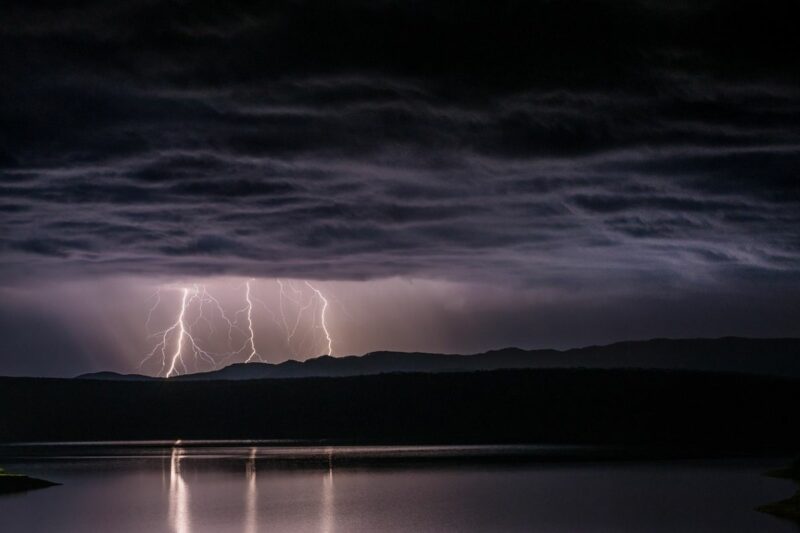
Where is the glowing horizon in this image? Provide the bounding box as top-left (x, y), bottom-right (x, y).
top-left (1, 272), bottom-right (798, 378)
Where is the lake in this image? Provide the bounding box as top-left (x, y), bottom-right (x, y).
top-left (0, 442), bottom-right (795, 532)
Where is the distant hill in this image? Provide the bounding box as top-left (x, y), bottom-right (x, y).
top-left (77, 337), bottom-right (800, 381)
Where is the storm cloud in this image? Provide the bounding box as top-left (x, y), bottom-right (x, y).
top-left (2, 0), bottom-right (799, 289)
top-left (0, 1), bottom-right (799, 374)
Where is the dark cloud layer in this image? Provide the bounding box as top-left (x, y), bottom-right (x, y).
top-left (1, 0), bottom-right (799, 292)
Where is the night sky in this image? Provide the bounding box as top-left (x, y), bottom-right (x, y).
top-left (1, 1), bottom-right (799, 376)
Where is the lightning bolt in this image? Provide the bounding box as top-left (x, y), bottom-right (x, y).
top-left (165, 287), bottom-right (192, 377)
top-left (142, 286), bottom-right (227, 377)
top-left (305, 281), bottom-right (333, 356)
top-left (243, 280), bottom-right (262, 363)
top-left (225, 279), bottom-right (277, 366)
top-left (277, 279), bottom-right (314, 357)
top-left (145, 289), bottom-right (161, 334)
top-left (276, 279), bottom-right (291, 339)
top-left (141, 278), bottom-right (338, 376)
top-left (198, 285), bottom-right (240, 346)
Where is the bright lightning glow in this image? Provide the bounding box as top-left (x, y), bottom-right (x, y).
top-left (141, 277), bottom-right (341, 375)
top-left (277, 279), bottom-right (314, 357)
top-left (166, 288), bottom-right (190, 377)
top-left (142, 286), bottom-right (225, 377)
top-left (305, 281), bottom-right (333, 356)
top-left (145, 289), bottom-right (161, 333)
top-left (243, 280), bottom-right (262, 363)
top-left (199, 285), bottom-right (240, 346)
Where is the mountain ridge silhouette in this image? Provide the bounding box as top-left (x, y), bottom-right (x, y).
top-left (76, 337), bottom-right (800, 381)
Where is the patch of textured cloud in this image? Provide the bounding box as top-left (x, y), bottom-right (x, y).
top-left (2, 141), bottom-right (799, 287)
top-left (1, 0), bottom-right (799, 290)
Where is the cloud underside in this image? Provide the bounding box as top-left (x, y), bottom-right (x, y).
top-left (1, 0), bottom-right (799, 290)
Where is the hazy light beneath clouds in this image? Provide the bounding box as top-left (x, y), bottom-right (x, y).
top-left (0, 275), bottom-right (798, 377)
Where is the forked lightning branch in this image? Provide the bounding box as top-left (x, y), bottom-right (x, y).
top-left (141, 279), bottom-right (335, 377)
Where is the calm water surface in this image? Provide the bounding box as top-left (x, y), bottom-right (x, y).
top-left (0, 443), bottom-right (796, 532)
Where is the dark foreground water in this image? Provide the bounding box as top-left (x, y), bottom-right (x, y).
top-left (0, 443), bottom-right (796, 532)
